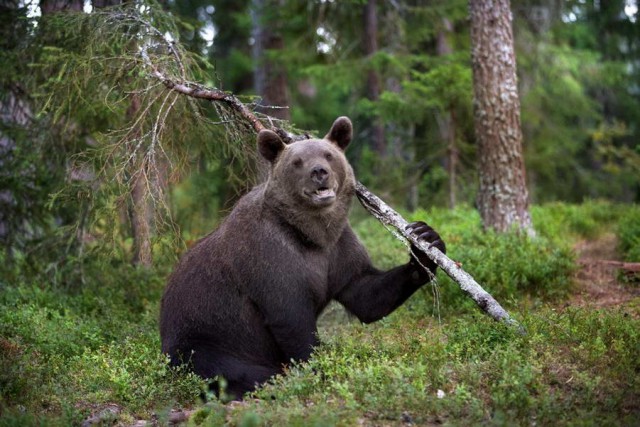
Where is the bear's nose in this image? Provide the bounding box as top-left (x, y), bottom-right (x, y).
top-left (311, 166), bottom-right (329, 185)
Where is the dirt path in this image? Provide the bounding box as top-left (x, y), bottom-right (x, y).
top-left (571, 233), bottom-right (640, 310)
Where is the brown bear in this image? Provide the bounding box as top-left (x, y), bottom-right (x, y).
top-left (159, 117), bottom-right (445, 400)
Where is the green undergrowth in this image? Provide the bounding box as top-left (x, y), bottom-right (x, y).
top-left (617, 205), bottom-right (640, 262)
top-left (0, 263), bottom-right (205, 426)
top-left (354, 202), bottom-right (579, 316)
top-left (225, 308), bottom-right (639, 426)
top-left (1, 202), bottom-right (639, 425)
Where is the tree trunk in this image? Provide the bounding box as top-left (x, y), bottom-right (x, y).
top-left (436, 19), bottom-right (458, 209)
top-left (446, 109), bottom-right (458, 209)
top-left (98, 0), bottom-right (154, 267)
top-left (126, 94), bottom-right (153, 267)
top-left (40, 0), bottom-right (83, 14)
top-left (469, 0), bottom-right (534, 235)
top-left (129, 167), bottom-right (152, 267)
top-left (0, 85), bottom-right (32, 248)
top-left (363, 0), bottom-right (385, 156)
top-left (92, 0), bottom-right (122, 8)
top-left (0, 4), bottom-right (30, 247)
top-left (0, 0), bottom-right (81, 247)
top-left (251, 0), bottom-right (290, 122)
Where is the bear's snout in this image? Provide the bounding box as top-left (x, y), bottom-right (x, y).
top-left (310, 165), bottom-right (329, 186)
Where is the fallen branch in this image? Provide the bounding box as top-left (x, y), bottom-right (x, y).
top-left (140, 48), bottom-right (520, 329)
top-left (588, 260), bottom-right (640, 272)
top-left (356, 183), bottom-right (521, 329)
top-left (579, 259), bottom-right (640, 280)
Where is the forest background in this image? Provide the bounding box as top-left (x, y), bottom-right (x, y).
top-left (1, 0), bottom-right (640, 426)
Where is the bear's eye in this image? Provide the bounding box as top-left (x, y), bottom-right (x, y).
top-left (325, 152), bottom-right (333, 161)
top-left (293, 158), bottom-right (303, 168)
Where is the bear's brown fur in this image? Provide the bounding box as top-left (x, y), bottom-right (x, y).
top-left (159, 117), bottom-right (445, 399)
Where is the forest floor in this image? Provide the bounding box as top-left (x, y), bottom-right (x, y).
top-left (5, 205), bottom-right (639, 427)
top-left (124, 235), bottom-right (640, 427)
top-left (570, 233), bottom-right (640, 312)
top-left (127, 234), bottom-right (640, 427)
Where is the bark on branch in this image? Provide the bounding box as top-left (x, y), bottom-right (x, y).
top-left (143, 57), bottom-right (520, 329)
top-left (356, 183), bottom-right (521, 329)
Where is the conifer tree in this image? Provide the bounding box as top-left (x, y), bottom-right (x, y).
top-left (469, 0), bottom-right (535, 234)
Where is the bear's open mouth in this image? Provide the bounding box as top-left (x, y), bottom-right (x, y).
top-left (305, 186), bottom-right (336, 204)
top-left (315, 187), bottom-right (334, 198)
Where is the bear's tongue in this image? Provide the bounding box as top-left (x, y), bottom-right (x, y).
top-left (315, 188), bottom-right (333, 198)
top-left (311, 187), bottom-right (335, 203)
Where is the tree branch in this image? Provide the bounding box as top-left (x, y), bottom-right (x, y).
top-left (355, 183), bottom-right (521, 329)
top-left (140, 47), bottom-right (265, 134)
top-left (141, 51), bottom-right (520, 330)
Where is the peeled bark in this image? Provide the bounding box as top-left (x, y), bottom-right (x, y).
top-left (356, 182), bottom-right (521, 328)
top-left (469, 0), bottom-right (534, 235)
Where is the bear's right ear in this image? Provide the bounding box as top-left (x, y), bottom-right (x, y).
top-left (325, 116), bottom-right (353, 151)
top-left (258, 130), bottom-right (285, 163)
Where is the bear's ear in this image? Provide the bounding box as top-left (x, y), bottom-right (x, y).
top-left (258, 129), bottom-right (285, 163)
top-left (325, 116), bottom-right (352, 151)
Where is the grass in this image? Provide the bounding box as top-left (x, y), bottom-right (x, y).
top-left (1, 201), bottom-right (639, 426)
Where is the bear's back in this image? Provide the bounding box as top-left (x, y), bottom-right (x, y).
top-left (159, 187), bottom-right (275, 353)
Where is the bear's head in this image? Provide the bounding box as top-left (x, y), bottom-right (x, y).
top-left (257, 117), bottom-right (356, 212)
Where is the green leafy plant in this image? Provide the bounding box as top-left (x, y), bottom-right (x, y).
top-left (617, 206), bottom-right (640, 262)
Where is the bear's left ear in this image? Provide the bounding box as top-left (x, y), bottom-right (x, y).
top-left (325, 116), bottom-right (352, 151)
top-left (258, 129), bottom-right (286, 163)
